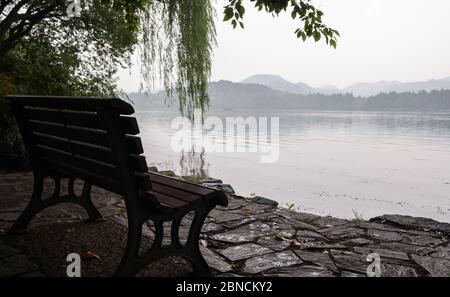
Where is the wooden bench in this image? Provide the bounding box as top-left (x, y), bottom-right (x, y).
top-left (6, 95), bottom-right (228, 276)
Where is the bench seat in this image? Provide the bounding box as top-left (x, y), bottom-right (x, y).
top-left (144, 172), bottom-right (227, 214)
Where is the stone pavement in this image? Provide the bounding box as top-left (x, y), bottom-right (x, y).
top-left (1, 171), bottom-right (450, 277)
top-left (0, 240), bottom-right (43, 277)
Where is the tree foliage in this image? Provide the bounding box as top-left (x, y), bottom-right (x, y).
top-left (223, 0), bottom-right (339, 48)
top-left (0, 0), bottom-right (141, 167)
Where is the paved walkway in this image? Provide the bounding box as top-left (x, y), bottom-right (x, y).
top-left (0, 240), bottom-right (43, 277)
top-left (1, 171), bottom-right (450, 277)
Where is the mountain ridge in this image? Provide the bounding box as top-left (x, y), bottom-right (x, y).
top-left (129, 80), bottom-right (450, 111)
top-left (241, 74), bottom-right (450, 97)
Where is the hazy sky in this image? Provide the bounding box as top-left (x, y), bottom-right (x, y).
top-left (118, 0), bottom-right (450, 92)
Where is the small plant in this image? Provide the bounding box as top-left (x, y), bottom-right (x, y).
top-left (182, 175), bottom-right (211, 184)
top-left (351, 209), bottom-right (366, 222)
top-left (285, 202), bottom-right (297, 211)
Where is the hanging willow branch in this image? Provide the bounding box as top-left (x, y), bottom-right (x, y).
top-left (139, 0), bottom-right (216, 120)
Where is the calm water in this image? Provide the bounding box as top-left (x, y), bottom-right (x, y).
top-left (135, 109), bottom-right (450, 223)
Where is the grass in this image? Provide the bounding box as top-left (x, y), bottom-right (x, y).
top-left (181, 175), bottom-right (212, 184)
top-left (285, 202), bottom-right (298, 211)
top-left (351, 209), bottom-right (366, 222)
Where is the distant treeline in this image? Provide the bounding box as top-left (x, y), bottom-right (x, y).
top-left (129, 81), bottom-right (450, 111)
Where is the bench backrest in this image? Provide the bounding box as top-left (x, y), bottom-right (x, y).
top-left (7, 95), bottom-right (151, 195)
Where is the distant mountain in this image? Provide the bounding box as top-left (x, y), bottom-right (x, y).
top-left (240, 74), bottom-right (450, 97)
top-left (386, 79), bottom-right (450, 94)
top-left (343, 79), bottom-right (450, 97)
top-left (129, 80), bottom-right (450, 111)
top-left (342, 81), bottom-right (403, 97)
top-left (241, 74), bottom-right (315, 95)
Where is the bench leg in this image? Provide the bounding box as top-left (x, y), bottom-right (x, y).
top-left (68, 178), bottom-right (103, 222)
top-left (9, 173), bottom-right (45, 233)
top-left (114, 201), bottom-right (215, 277)
top-left (114, 215), bottom-right (144, 277)
top-left (186, 205), bottom-right (212, 277)
top-left (9, 174), bottom-right (103, 234)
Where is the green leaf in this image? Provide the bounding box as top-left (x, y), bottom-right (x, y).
top-left (223, 7), bottom-right (234, 21)
top-left (313, 31), bottom-right (321, 42)
top-left (237, 4), bottom-right (245, 16)
top-left (330, 39), bottom-right (337, 48)
top-left (301, 32), bottom-right (307, 41)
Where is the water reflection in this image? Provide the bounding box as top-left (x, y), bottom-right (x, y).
top-left (178, 147), bottom-right (210, 177)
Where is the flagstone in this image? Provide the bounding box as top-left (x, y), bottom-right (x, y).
top-left (242, 251), bottom-right (302, 274)
top-left (219, 243), bottom-right (273, 261)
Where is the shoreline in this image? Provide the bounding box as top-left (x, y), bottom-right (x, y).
top-left (158, 168), bottom-right (450, 224)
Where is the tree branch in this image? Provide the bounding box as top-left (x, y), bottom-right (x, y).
top-left (0, 0), bottom-right (63, 56)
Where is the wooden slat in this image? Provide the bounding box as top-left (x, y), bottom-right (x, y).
top-left (151, 183), bottom-right (202, 203)
top-left (26, 107), bottom-right (64, 123)
top-left (129, 154), bottom-right (148, 172)
top-left (29, 120), bottom-right (66, 138)
top-left (70, 142), bottom-right (114, 164)
top-left (135, 172), bottom-right (217, 205)
top-left (65, 111), bottom-right (100, 129)
top-left (37, 145), bottom-right (119, 180)
top-left (7, 95), bottom-right (134, 115)
top-left (126, 136), bottom-right (143, 154)
top-left (33, 133), bottom-right (70, 151)
top-left (30, 120), bottom-right (142, 154)
top-left (30, 120), bottom-right (110, 147)
top-left (148, 173), bottom-right (214, 196)
top-left (48, 161), bottom-right (123, 194)
top-left (148, 191), bottom-right (189, 209)
top-left (26, 108), bottom-right (101, 129)
top-left (27, 107), bottom-right (139, 134)
top-left (120, 116), bottom-right (140, 135)
top-left (69, 128), bottom-right (109, 147)
top-left (34, 132), bottom-right (147, 172)
top-left (32, 133), bottom-right (115, 165)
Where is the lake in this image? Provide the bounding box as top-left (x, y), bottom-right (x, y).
top-left (135, 109), bottom-right (450, 223)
